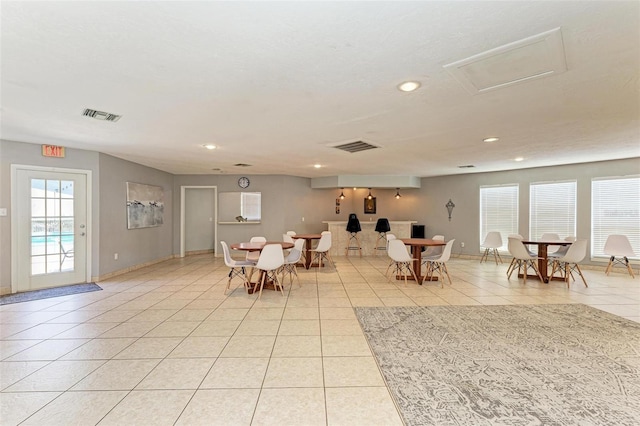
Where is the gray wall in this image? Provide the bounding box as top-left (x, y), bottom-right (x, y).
top-left (98, 154), bottom-right (174, 274)
top-left (414, 158), bottom-right (640, 262)
top-left (0, 140), bottom-right (101, 293)
top-left (2, 136), bottom-right (637, 294)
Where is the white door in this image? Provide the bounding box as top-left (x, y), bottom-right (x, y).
top-left (14, 168), bottom-right (88, 291)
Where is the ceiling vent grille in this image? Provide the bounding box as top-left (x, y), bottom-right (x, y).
top-left (333, 140), bottom-right (379, 153)
top-left (233, 163), bottom-right (252, 167)
top-left (458, 165), bottom-right (475, 168)
top-left (82, 108), bottom-right (121, 122)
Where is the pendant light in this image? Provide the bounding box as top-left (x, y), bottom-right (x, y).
top-left (367, 188), bottom-right (373, 200)
top-left (395, 188), bottom-right (402, 199)
top-left (339, 188), bottom-right (345, 199)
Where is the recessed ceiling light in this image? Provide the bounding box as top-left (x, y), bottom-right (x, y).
top-left (514, 157), bottom-right (524, 162)
top-left (313, 164), bottom-right (322, 169)
top-left (203, 144), bottom-right (216, 150)
top-left (483, 137), bottom-right (499, 143)
top-left (398, 81), bottom-right (421, 92)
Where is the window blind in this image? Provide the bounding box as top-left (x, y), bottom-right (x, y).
top-left (241, 192), bottom-right (261, 221)
top-left (591, 176), bottom-right (640, 259)
top-left (529, 181), bottom-right (576, 240)
top-left (479, 184), bottom-right (519, 252)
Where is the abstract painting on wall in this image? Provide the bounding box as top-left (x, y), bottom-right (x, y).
top-left (126, 182), bottom-right (164, 229)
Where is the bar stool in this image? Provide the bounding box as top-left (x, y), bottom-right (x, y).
top-left (345, 213), bottom-right (362, 257)
top-left (373, 218), bottom-right (391, 256)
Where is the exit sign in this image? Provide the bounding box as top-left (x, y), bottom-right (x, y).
top-left (42, 145), bottom-right (65, 158)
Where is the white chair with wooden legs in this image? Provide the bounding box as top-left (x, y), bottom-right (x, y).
top-left (310, 232), bottom-right (334, 269)
top-left (254, 244), bottom-right (285, 299)
top-left (550, 239), bottom-right (588, 287)
top-left (480, 231), bottom-right (503, 264)
top-left (506, 234), bottom-right (534, 276)
top-left (422, 239), bottom-right (455, 287)
top-left (220, 241), bottom-right (253, 294)
top-left (245, 236), bottom-right (266, 281)
top-left (281, 238), bottom-right (305, 287)
top-left (386, 239), bottom-right (419, 284)
top-left (603, 235), bottom-right (636, 278)
top-left (507, 237), bottom-right (543, 283)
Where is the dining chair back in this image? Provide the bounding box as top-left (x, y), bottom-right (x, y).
top-left (254, 244), bottom-right (285, 298)
top-left (281, 238), bottom-right (305, 287)
top-left (603, 234), bottom-right (636, 277)
top-left (507, 237), bottom-right (543, 283)
top-left (286, 230), bottom-right (297, 236)
top-left (220, 241), bottom-right (254, 294)
top-left (246, 236), bottom-right (267, 263)
top-left (541, 232), bottom-right (562, 254)
top-left (480, 231), bottom-right (503, 264)
top-left (386, 239), bottom-right (418, 284)
top-left (422, 234), bottom-right (445, 257)
top-left (282, 234), bottom-right (294, 244)
top-left (550, 239), bottom-right (588, 287)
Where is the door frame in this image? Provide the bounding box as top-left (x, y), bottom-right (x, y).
top-left (180, 185), bottom-right (218, 258)
top-left (11, 164), bottom-right (93, 292)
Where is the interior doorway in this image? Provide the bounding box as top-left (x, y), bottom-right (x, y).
top-left (180, 186), bottom-right (217, 257)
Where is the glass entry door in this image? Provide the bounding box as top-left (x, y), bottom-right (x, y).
top-left (15, 168), bottom-right (88, 291)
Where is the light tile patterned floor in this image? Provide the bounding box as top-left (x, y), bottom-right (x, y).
top-left (1, 255), bottom-right (639, 425)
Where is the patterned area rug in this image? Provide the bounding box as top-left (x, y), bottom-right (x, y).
top-left (355, 304), bottom-right (640, 426)
top-left (0, 283), bottom-right (102, 305)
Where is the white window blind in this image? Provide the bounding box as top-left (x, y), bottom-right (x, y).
top-left (591, 176), bottom-right (640, 259)
top-left (479, 184), bottom-right (519, 252)
top-left (241, 192), bottom-right (261, 221)
top-left (529, 181), bottom-right (576, 240)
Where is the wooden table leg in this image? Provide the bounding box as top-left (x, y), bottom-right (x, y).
top-left (304, 239), bottom-right (312, 269)
top-left (538, 245), bottom-right (549, 283)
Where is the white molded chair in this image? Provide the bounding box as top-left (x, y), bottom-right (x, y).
top-left (310, 232), bottom-right (334, 269)
top-left (540, 233), bottom-right (562, 255)
top-left (550, 239), bottom-right (588, 287)
top-left (386, 239), bottom-right (418, 284)
top-left (281, 238), bottom-right (305, 287)
top-left (548, 236), bottom-right (576, 260)
top-left (286, 231), bottom-right (297, 236)
top-left (603, 235), bottom-right (636, 277)
top-left (220, 241), bottom-right (254, 294)
top-left (254, 244), bottom-right (285, 299)
top-left (246, 236), bottom-right (266, 263)
top-left (480, 232), bottom-right (503, 264)
top-left (283, 234), bottom-right (295, 244)
top-left (507, 237), bottom-right (543, 283)
top-left (422, 239), bottom-right (455, 287)
top-left (422, 235), bottom-right (444, 257)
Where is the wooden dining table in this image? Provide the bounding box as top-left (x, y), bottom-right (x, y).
top-left (291, 233), bottom-right (322, 269)
top-left (230, 241), bottom-right (294, 293)
top-left (399, 238), bottom-right (447, 283)
top-left (522, 240), bottom-right (573, 283)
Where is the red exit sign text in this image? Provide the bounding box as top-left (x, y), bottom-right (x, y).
top-left (42, 145), bottom-right (65, 158)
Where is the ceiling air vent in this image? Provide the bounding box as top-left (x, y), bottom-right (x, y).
top-left (82, 108), bottom-right (121, 122)
top-left (233, 163), bottom-right (252, 167)
top-left (333, 140), bottom-right (379, 153)
top-left (458, 165), bottom-right (475, 168)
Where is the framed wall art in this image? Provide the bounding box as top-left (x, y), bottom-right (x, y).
top-left (126, 182), bottom-right (164, 229)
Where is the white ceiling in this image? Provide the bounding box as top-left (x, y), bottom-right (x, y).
top-left (1, 1), bottom-right (639, 178)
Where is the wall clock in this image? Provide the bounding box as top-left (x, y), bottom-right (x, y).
top-left (238, 177), bottom-right (250, 189)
